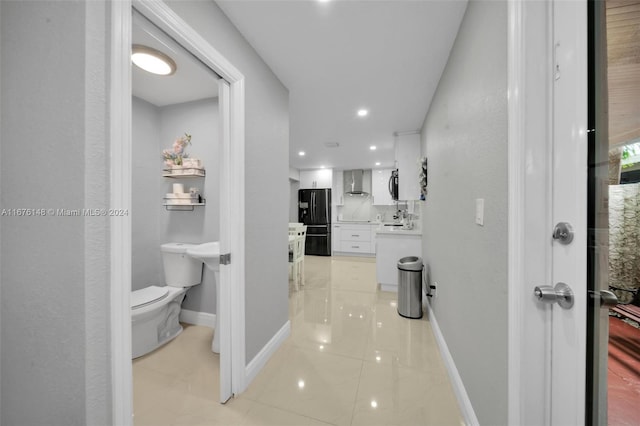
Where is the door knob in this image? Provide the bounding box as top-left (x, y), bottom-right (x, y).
top-left (534, 282), bottom-right (574, 309)
top-left (588, 289), bottom-right (619, 308)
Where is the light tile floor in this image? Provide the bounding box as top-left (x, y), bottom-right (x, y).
top-left (133, 255), bottom-right (464, 425)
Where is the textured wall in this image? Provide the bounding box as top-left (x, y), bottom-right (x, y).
top-left (1, 1), bottom-right (111, 424)
top-left (609, 184), bottom-right (640, 303)
top-left (420, 0), bottom-right (508, 424)
top-left (165, 0), bottom-right (290, 363)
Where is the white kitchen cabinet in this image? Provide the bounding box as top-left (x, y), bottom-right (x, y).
top-left (333, 223), bottom-right (375, 256)
top-left (376, 230), bottom-right (422, 292)
top-left (394, 133), bottom-right (421, 201)
top-left (371, 168), bottom-right (395, 205)
top-left (332, 170), bottom-right (344, 206)
top-left (299, 169), bottom-right (333, 189)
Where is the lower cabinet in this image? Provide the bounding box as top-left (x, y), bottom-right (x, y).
top-left (375, 232), bottom-right (422, 292)
top-left (332, 223), bottom-right (375, 256)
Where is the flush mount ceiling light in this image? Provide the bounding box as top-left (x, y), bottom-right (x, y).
top-left (132, 44), bottom-right (177, 76)
top-left (357, 109), bottom-right (369, 117)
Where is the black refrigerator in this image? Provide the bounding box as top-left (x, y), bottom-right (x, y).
top-left (298, 188), bottom-right (331, 256)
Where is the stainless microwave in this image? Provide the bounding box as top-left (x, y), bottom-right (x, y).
top-left (389, 169), bottom-right (399, 201)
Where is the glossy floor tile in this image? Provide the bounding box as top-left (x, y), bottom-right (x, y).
top-left (133, 255), bottom-right (464, 425)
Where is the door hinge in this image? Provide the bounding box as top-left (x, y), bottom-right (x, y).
top-left (220, 253), bottom-right (231, 265)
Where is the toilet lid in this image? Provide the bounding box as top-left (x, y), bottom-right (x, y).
top-left (131, 286), bottom-right (169, 309)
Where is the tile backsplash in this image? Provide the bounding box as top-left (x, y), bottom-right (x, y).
top-left (337, 195), bottom-right (420, 225)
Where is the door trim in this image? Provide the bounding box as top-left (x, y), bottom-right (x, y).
top-left (508, 1), bottom-right (589, 423)
top-left (110, 1), bottom-right (133, 423)
top-left (507, 1), bottom-right (555, 423)
top-left (507, 0), bottom-right (526, 423)
top-left (110, 1), bottom-right (247, 423)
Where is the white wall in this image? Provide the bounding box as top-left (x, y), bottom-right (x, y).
top-left (132, 97), bottom-right (163, 290)
top-left (420, 1), bottom-right (508, 424)
top-left (289, 180), bottom-right (300, 222)
top-left (132, 96), bottom-right (220, 314)
top-left (164, 0), bottom-right (290, 364)
top-left (1, 1), bottom-right (111, 424)
top-left (159, 98), bottom-right (219, 313)
top-left (0, 0), bottom-right (288, 422)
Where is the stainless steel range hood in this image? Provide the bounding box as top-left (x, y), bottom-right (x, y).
top-left (344, 169), bottom-right (368, 195)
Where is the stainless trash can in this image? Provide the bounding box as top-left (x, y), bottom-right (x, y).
top-left (397, 256), bottom-right (423, 319)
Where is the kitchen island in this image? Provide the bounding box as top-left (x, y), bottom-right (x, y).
top-left (375, 226), bottom-right (422, 292)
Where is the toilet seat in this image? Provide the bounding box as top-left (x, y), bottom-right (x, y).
top-left (132, 286), bottom-right (169, 310)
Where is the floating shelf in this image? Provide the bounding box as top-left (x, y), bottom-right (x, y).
top-left (162, 167), bottom-right (205, 178)
top-left (163, 200), bottom-right (206, 211)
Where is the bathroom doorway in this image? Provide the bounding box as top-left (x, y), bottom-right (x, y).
top-left (110, 2), bottom-right (247, 423)
top-left (130, 5), bottom-right (224, 410)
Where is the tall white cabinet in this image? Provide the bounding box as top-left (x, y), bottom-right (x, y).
top-left (394, 133), bottom-right (421, 201)
top-left (371, 168), bottom-right (395, 205)
top-left (299, 169), bottom-right (333, 189)
top-left (332, 170), bottom-right (344, 206)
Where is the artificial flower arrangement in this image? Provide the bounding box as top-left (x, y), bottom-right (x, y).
top-left (162, 133), bottom-right (192, 167)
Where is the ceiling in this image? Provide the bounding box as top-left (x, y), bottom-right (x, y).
top-left (216, 0), bottom-right (467, 171)
top-left (132, 10), bottom-right (219, 107)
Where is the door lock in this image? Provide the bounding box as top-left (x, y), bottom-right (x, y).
top-left (552, 222), bottom-right (574, 245)
top-left (534, 282), bottom-right (574, 309)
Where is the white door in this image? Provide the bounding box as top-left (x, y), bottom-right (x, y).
top-left (511, 0), bottom-right (588, 423)
top-left (218, 79), bottom-right (232, 403)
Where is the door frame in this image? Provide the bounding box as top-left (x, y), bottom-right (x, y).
top-left (508, 0), bottom-right (588, 423)
top-left (109, 1), bottom-right (247, 423)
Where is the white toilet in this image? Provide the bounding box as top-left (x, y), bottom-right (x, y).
top-left (131, 242), bottom-right (203, 359)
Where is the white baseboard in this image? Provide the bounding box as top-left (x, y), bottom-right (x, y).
top-left (245, 320), bottom-right (291, 387)
top-left (179, 309), bottom-right (216, 329)
top-left (424, 294), bottom-right (479, 426)
top-left (380, 283), bottom-right (397, 293)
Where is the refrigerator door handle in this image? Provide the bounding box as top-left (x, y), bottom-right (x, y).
top-left (325, 189), bottom-right (330, 222)
top-left (388, 174), bottom-right (393, 197)
top-left (311, 192), bottom-right (315, 222)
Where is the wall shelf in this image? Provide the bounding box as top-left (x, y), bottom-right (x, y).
top-left (163, 200), bottom-right (206, 211)
top-left (162, 167), bottom-right (205, 178)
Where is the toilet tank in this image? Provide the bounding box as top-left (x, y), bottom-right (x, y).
top-left (161, 242), bottom-right (203, 287)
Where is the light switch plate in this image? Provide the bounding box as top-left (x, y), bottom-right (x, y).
top-left (475, 198), bottom-right (484, 226)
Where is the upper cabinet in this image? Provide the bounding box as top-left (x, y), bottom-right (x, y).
top-left (372, 168), bottom-right (395, 205)
top-left (395, 132), bottom-right (421, 201)
top-left (299, 169), bottom-right (333, 189)
top-left (332, 170), bottom-right (344, 206)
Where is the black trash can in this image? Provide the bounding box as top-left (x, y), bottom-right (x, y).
top-left (397, 256), bottom-right (423, 319)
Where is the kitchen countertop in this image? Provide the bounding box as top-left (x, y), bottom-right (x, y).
top-left (375, 226), bottom-right (422, 236)
top-left (333, 220), bottom-right (422, 235)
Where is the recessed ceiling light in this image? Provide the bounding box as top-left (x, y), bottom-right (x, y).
top-left (298, 151), bottom-right (305, 156)
top-left (320, 165), bottom-right (326, 169)
top-left (132, 44), bottom-right (176, 76)
top-left (370, 145), bottom-right (377, 151)
top-left (375, 162), bottom-right (381, 166)
top-left (357, 109), bottom-right (369, 117)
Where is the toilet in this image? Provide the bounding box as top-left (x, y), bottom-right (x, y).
top-left (131, 242), bottom-right (203, 359)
